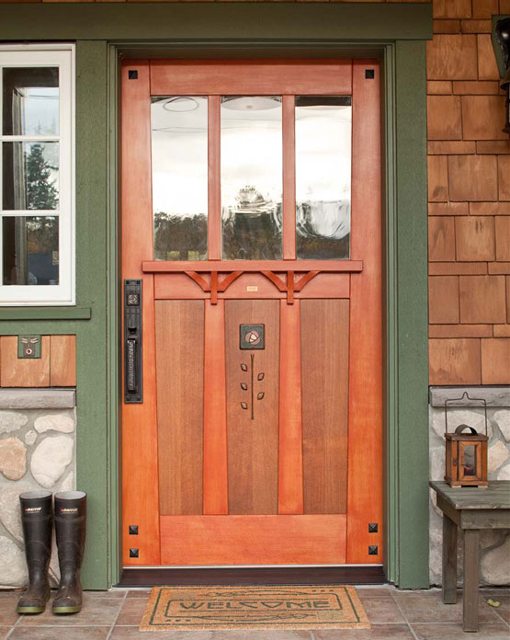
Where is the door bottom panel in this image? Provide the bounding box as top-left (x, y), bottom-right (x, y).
top-left (160, 515), bottom-right (346, 565)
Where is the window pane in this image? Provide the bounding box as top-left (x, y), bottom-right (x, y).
top-left (3, 216), bottom-right (59, 285)
top-left (221, 96), bottom-right (282, 260)
top-left (3, 67), bottom-right (59, 136)
top-left (151, 96), bottom-right (208, 261)
top-left (2, 142), bottom-right (59, 210)
top-left (295, 96), bottom-right (351, 260)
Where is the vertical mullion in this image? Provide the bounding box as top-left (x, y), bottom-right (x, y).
top-left (0, 64), bottom-right (3, 285)
top-left (282, 95), bottom-right (296, 261)
top-left (208, 95), bottom-right (221, 260)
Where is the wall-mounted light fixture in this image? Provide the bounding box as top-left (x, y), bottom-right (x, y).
top-left (496, 18), bottom-right (510, 134)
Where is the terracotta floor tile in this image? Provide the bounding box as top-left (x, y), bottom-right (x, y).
top-left (392, 591), bottom-right (502, 624)
top-left (7, 626), bottom-right (111, 639)
top-left (411, 622), bottom-right (510, 639)
top-left (115, 597), bottom-right (148, 625)
top-left (359, 597), bottom-right (405, 624)
top-left (0, 626), bottom-right (13, 640)
top-left (488, 596), bottom-right (510, 625)
top-left (313, 625), bottom-right (415, 639)
top-left (211, 633), bottom-right (313, 640)
top-left (0, 594), bottom-right (19, 626)
top-left (18, 597), bottom-right (123, 626)
top-left (125, 590), bottom-right (151, 599)
top-left (109, 628), bottom-right (217, 639)
top-left (356, 587), bottom-right (395, 599)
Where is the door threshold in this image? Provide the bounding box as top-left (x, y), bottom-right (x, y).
top-left (117, 566), bottom-right (386, 587)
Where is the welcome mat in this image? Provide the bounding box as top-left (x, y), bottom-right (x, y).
top-left (139, 585), bottom-right (370, 631)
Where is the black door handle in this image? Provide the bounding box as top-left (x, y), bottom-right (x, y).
top-left (124, 279), bottom-right (143, 403)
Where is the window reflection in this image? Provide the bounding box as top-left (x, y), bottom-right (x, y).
top-left (296, 96), bottom-right (352, 260)
top-left (2, 142), bottom-right (59, 210)
top-left (3, 216), bottom-right (59, 285)
top-left (3, 67), bottom-right (59, 136)
top-left (221, 96), bottom-right (282, 260)
top-left (151, 96), bottom-right (208, 261)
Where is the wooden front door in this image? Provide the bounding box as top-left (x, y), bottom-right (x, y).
top-left (121, 59), bottom-right (382, 568)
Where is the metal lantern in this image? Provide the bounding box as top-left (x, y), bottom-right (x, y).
top-left (444, 392), bottom-right (488, 488)
top-left (496, 18), bottom-right (510, 134)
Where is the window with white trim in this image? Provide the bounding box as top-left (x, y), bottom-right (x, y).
top-left (0, 46), bottom-right (74, 305)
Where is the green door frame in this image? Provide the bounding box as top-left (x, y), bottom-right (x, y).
top-left (0, 2), bottom-right (431, 589)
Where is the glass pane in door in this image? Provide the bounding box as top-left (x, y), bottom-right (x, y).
top-left (221, 96), bottom-right (283, 260)
top-left (151, 96), bottom-right (208, 261)
top-left (295, 96), bottom-right (352, 260)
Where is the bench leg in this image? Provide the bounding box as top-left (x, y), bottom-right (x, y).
top-left (463, 529), bottom-right (480, 633)
top-left (442, 515), bottom-right (457, 604)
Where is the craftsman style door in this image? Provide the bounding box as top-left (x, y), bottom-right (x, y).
top-left (121, 59), bottom-right (382, 568)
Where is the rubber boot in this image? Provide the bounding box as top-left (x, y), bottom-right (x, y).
top-left (17, 491), bottom-right (53, 614)
top-left (52, 491), bottom-right (87, 615)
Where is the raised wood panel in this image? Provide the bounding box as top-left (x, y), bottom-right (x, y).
top-left (347, 61), bottom-right (383, 563)
top-left (278, 301), bottom-right (304, 514)
top-left (156, 301), bottom-right (204, 515)
top-left (150, 60), bottom-right (352, 96)
top-left (121, 61), bottom-right (161, 565)
top-left (203, 301), bottom-right (229, 515)
top-left (0, 336), bottom-right (50, 387)
top-left (50, 335), bottom-right (76, 387)
top-left (225, 300), bottom-right (279, 515)
top-left (301, 299), bottom-right (349, 514)
top-left (160, 515), bottom-right (346, 565)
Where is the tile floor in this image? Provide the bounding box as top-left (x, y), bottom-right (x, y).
top-left (0, 586), bottom-right (509, 640)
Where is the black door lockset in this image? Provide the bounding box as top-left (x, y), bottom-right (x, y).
top-left (124, 279), bottom-right (143, 403)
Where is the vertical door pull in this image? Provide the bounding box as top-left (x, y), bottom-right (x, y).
top-left (124, 279), bottom-right (143, 403)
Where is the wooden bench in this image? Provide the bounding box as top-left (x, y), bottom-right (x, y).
top-left (430, 480), bottom-right (510, 632)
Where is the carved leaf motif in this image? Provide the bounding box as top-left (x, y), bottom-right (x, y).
top-left (241, 402), bottom-right (248, 410)
top-left (257, 373), bottom-right (265, 381)
top-left (240, 363), bottom-right (248, 372)
top-left (240, 383), bottom-right (248, 391)
top-left (257, 392), bottom-right (265, 400)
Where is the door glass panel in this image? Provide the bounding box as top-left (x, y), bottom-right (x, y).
top-left (221, 96), bottom-right (282, 260)
top-left (151, 96), bottom-right (208, 261)
top-left (3, 67), bottom-right (59, 136)
top-left (3, 216), bottom-right (59, 285)
top-left (2, 142), bottom-right (59, 210)
top-left (295, 96), bottom-right (352, 260)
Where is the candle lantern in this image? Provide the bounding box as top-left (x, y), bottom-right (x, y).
top-left (444, 392), bottom-right (488, 488)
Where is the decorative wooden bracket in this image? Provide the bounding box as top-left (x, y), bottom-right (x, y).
top-left (261, 270), bottom-right (320, 304)
top-left (184, 270), bottom-right (242, 304)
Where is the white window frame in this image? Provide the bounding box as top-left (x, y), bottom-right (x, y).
top-left (0, 44), bottom-right (75, 305)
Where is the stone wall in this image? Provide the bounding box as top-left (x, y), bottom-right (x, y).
top-left (429, 386), bottom-right (510, 586)
top-left (0, 389), bottom-right (76, 588)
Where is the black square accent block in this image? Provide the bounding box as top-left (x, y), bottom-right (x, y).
top-left (368, 523), bottom-right (378, 533)
top-left (368, 545), bottom-right (379, 556)
top-left (128, 70), bottom-right (138, 80)
top-left (129, 548), bottom-right (139, 558)
top-left (240, 324), bottom-right (265, 350)
top-left (128, 525), bottom-right (139, 535)
top-left (365, 69), bottom-right (375, 79)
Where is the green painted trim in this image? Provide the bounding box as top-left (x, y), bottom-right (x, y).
top-left (106, 43), bottom-right (121, 588)
top-left (392, 39), bottom-right (430, 588)
top-left (74, 40), bottom-right (110, 589)
top-left (0, 3), bottom-right (432, 41)
top-left (0, 307), bottom-right (91, 321)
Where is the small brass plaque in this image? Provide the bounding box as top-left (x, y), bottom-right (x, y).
top-left (246, 285), bottom-right (258, 292)
top-left (240, 324), bottom-right (265, 350)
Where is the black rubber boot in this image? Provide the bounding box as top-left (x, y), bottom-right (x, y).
top-left (17, 491), bottom-right (53, 615)
top-left (52, 491), bottom-right (87, 615)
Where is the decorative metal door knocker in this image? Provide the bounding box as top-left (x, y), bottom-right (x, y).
top-left (444, 391), bottom-right (488, 488)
